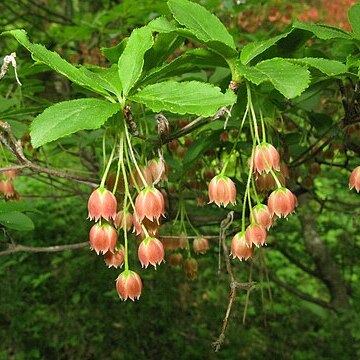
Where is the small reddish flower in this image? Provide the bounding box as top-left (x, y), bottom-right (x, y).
top-left (88, 187), bottom-right (117, 222)
top-left (134, 186), bottom-right (165, 222)
top-left (208, 175), bottom-right (236, 207)
top-left (268, 187), bottom-right (297, 218)
top-left (184, 258), bottom-right (198, 280)
top-left (116, 270), bottom-right (142, 301)
top-left (245, 223), bottom-right (267, 248)
top-left (131, 166), bottom-right (152, 188)
top-left (104, 245), bottom-right (125, 268)
top-left (250, 204), bottom-right (273, 229)
top-left (89, 223), bottom-right (117, 255)
top-left (168, 252), bottom-right (183, 267)
top-left (253, 143), bottom-right (280, 174)
top-left (0, 180), bottom-right (15, 198)
top-left (231, 232), bottom-right (254, 261)
top-left (4, 170), bottom-right (17, 180)
top-left (148, 158), bottom-right (167, 183)
top-left (349, 166), bottom-right (360, 192)
top-left (114, 210), bottom-right (133, 230)
top-left (193, 237), bottom-right (209, 254)
top-left (138, 236), bottom-right (165, 269)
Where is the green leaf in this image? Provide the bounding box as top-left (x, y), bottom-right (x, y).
top-left (286, 58), bottom-right (347, 76)
top-left (167, 0), bottom-right (236, 57)
top-left (293, 21), bottom-right (352, 40)
top-left (129, 80), bottom-right (236, 117)
top-left (0, 211), bottom-right (34, 231)
top-left (237, 59), bottom-right (311, 98)
top-left (2, 29), bottom-right (108, 96)
top-left (101, 38), bottom-right (128, 64)
top-left (147, 16), bottom-right (177, 33)
top-left (118, 27), bottom-right (154, 96)
top-left (256, 59), bottom-right (311, 98)
top-left (30, 99), bottom-right (120, 148)
top-left (240, 31), bottom-right (292, 65)
top-left (141, 48), bottom-right (227, 86)
top-left (80, 66), bottom-right (122, 96)
top-left (348, 3), bottom-right (360, 39)
top-left (0, 202), bottom-right (41, 214)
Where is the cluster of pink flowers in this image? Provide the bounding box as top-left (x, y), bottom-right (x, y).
top-left (208, 142), bottom-right (297, 262)
top-left (87, 159), bottom-right (167, 301)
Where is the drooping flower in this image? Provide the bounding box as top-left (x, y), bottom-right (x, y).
top-left (268, 187), bottom-right (297, 218)
top-left (0, 180), bottom-right (15, 198)
top-left (116, 270), bottom-right (142, 301)
top-left (168, 252), bottom-right (183, 267)
top-left (114, 210), bottom-right (133, 230)
top-left (349, 166), bottom-right (360, 192)
top-left (253, 143), bottom-right (280, 174)
top-left (231, 232), bottom-right (254, 261)
top-left (104, 245), bottom-right (125, 268)
top-left (88, 187), bottom-right (117, 222)
top-left (134, 186), bottom-right (165, 222)
top-left (245, 223), bottom-right (267, 248)
top-left (184, 258), bottom-right (198, 280)
top-left (138, 236), bottom-right (165, 269)
top-left (192, 237), bottom-right (209, 254)
top-left (250, 204), bottom-right (273, 229)
top-left (89, 222), bottom-right (117, 255)
top-left (148, 158), bottom-right (167, 183)
top-left (208, 175), bottom-right (236, 207)
top-left (4, 170), bottom-right (17, 180)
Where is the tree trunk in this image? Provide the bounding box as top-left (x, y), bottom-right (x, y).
top-left (298, 194), bottom-right (350, 309)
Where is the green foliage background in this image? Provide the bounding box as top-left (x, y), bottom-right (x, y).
top-left (0, 0), bottom-right (359, 359)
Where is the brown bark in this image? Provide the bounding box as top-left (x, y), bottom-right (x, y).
top-left (299, 194), bottom-right (350, 309)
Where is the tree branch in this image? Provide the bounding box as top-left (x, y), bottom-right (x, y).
top-left (0, 241), bottom-right (89, 256)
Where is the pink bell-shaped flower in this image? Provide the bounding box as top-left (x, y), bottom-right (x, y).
top-left (208, 175), bottom-right (236, 207)
top-left (138, 236), bottom-right (165, 269)
top-left (231, 232), bottom-right (254, 261)
top-left (104, 245), bottom-right (125, 268)
top-left (114, 210), bottom-right (133, 230)
top-left (0, 180), bottom-right (15, 198)
top-left (250, 204), bottom-right (273, 229)
top-left (245, 223), bottom-right (267, 248)
top-left (268, 187), bottom-right (297, 218)
top-left (253, 143), bottom-right (280, 174)
top-left (88, 187), bottom-right (117, 222)
top-left (134, 186), bottom-right (165, 222)
top-left (89, 222), bottom-right (117, 255)
top-left (349, 166), bottom-right (360, 192)
top-left (116, 270), bottom-right (142, 301)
